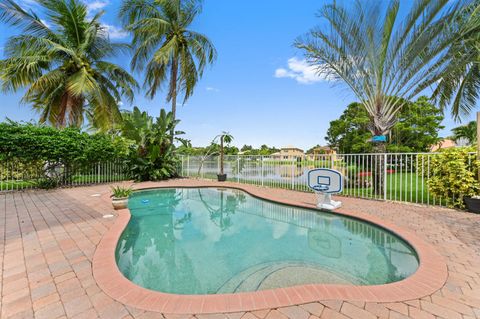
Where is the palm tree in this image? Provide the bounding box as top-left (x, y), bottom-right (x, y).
top-left (295, 0), bottom-right (463, 152)
top-left (452, 121), bottom-right (477, 145)
top-left (295, 0), bottom-right (463, 194)
top-left (0, 0), bottom-right (138, 130)
top-left (218, 131), bottom-right (233, 180)
top-left (429, 2), bottom-right (480, 120)
top-left (119, 0), bottom-right (217, 127)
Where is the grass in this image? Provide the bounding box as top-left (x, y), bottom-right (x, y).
top-left (0, 173), bottom-right (130, 191)
top-left (187, 171), bottom-right (441, 205)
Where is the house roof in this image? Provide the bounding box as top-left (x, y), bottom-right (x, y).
top-left (430, 139), bottom-right (457, 152)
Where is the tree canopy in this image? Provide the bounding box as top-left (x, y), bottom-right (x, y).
top-left (120, 0), bottom-right (216, 122)
top-left (451, 121), bottom-right (477, 145)
top-left (326, 97), bottom-right (444, 153)
top-left (0, 0), bottom-right (138, 130)
top-left (296, 0), bottom-right (463, 152)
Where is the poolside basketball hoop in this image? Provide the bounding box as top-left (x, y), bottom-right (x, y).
top-left (308, 168), bottom-right (343, 210)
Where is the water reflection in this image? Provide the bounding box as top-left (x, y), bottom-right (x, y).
top-left (116, 188), bottom-right (419, 294)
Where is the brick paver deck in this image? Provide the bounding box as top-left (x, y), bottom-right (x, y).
top-left (1, 179), bottom-right (479, 319)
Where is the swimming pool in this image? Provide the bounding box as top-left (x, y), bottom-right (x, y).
top-left (115, 187), bottom-right (419, 295)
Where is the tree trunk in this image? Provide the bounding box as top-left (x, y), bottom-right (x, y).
top-left (372, 141), bottom-right (386, 197)
top-left (220, 136), bottom-right (224, 175)
top-left (169, 57), bottom-right (179, 141)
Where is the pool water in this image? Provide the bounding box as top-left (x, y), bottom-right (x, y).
top-left (115, 188), bottom-right (418, 295)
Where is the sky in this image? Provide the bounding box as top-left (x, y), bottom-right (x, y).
top-left (0, 0), bottom-right (477, 150)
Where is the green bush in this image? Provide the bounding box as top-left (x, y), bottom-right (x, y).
top-left (428, 146), bottom-right (480, 209)
top-left (36, 178), bottom-right (60, 189)
top-left (120, 107), bottom-right (185, 181)
top-left (0, 121), bottom-right (130, 186)
top-left (0, 121), bottom-right (128, 163)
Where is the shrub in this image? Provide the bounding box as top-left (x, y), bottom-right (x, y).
top-left (36, 178), bottom-right (59, 189)
top-left (0, 121), bottom-right (128, 163)
top-left (120, 107), bottom-right (186, 181)
top-left (0, 120), bottom-right (130, 186)
top-left (428, 146), bottom-right (480, 209)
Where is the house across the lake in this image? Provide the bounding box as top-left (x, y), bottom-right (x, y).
top-left (306, 146), bottom-right (337, 161)
top-left (271, 146), bottom-right (305, 160)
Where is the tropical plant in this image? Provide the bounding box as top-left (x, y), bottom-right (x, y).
top-left (429, 2), bottom-right (480, 120)
top-left (428, 146), bottom-right (480, 209)
top-left (326, 97), bottom-right (444, 153)
top-left (218, 132), bottom-right (233, 177)
top-left (451, 121), bottom-right (477, 145)
top-left (111, 185), bottom-right (133, 198)
top-left (296, 0), bottom-right (462, 194)
top-left (295, 0), bottom-right (463, 151)
top-left (0, 0), bottom-right (138, 130)
top-left (119, 0), bottom-right (217, 127)
top-left (120, 106), bottom-right (185, 181)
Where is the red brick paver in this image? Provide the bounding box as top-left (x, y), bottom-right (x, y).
top-left (1, 179), bottom-right (480, 318)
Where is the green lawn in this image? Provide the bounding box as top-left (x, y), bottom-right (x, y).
top-left (0, 173), bottom-right (130, 191)
top-left (0, 180), bottom-right (36, 190)
top-left (186, 171), bottom-right (442, 205)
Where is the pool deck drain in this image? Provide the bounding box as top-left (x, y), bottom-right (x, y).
top-left (1, 179), bottom-right (480, 318)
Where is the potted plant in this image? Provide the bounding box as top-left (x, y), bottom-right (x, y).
top-left (111, 185), bottom-right (133, 210)
top-left (218, 132), bottom-right (233, 182)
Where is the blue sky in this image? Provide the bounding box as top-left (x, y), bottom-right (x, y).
top-left (0, 0), bottom-right (476, 149)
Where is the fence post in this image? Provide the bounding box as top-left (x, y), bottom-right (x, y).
top-left (237, 156), bottom-right (240, 183)
top-left (383, 153), bottom-right (387, 201)
top-left (291, 158), bottom-right (295, 189)
top-left (187, 156), bottom-right (190, 177)
top-left (261, 156), bottom-right (264, 187)
top-left (97, 163), bottom-right (101, 184)
top-left (180, 155), bottom-right (184, 177)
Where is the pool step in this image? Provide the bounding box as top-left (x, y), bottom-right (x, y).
top-left (216, 261), bottom-right (358, 293)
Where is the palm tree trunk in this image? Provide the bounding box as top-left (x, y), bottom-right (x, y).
top-left (372, 141), bottom-right (386, 197)
top-left (220, 136), bottom-right (224, 175)
top-left (169, 57), bottom-right (179, 141)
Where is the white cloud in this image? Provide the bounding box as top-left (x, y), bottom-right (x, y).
top-left (102, 24), bottom-right (128, 39)
top-left (84, 0), bottom-right (109, 14)
top-left (274, 57), bottom-right (333, 84)
top-left (206, 87), bottom-right (220, 92)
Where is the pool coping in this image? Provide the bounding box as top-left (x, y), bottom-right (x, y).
top-left (92, 182), bottom-right (448, 314)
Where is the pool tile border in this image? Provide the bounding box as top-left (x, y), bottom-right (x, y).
top-left (92, 182), bottom-right (448, 314)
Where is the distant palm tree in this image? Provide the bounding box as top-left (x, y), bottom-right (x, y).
top-left (452, 121), bottom-right (477, 145)
top-left (0, 0), bottom-right (138, 129)
top-left (295, 0), bottom-right (463, 152)
top-left (119, 0), bottom-right (217, 126)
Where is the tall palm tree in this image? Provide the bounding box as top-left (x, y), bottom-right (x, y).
top-left (296, 0), bottom-right (464, 195)
top-left (452, 121), bottom-right (477, 145)
top-left (0, 0), bottom-right (138, 129)
top-left (119, 0), bottom-right (217, 126)
top-left (295, 0), bottom-right (463, 152)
